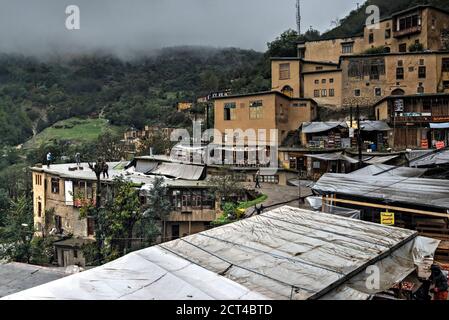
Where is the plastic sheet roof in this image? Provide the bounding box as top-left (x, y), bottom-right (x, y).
top-left (0, 263), bottom-right (67, 298)
top-left (350, 165), bottom-right (427, 177)
top-left (408, 150), bottom-right (449, 167)
top-left (305, 152), bottom-right (359, 164)
top-left (360, 121), bottom-right (391, 132)
top-left (3, 206), bottom-right (439, 300)
top-left (150, 162), bottom-right (205, 180)
top-left (302, 122), bottom-right (348, 134)
top-left (313, 173), bottom-right (449, 210)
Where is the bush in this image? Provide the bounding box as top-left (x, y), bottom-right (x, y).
top-left (409, 43), bottom-right (424, 52)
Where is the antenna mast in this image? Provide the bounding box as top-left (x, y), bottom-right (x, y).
top-left (296, 0), bottom-right (301, 35)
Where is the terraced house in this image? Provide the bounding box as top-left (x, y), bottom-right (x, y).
top-left (214, 4), bottom-right (449, 160)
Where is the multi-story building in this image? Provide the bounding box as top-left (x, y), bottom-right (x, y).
top-left (31, 161), bottom-right (220, 267)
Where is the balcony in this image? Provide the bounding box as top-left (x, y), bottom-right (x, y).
top-left (393, 25), bottom-right (421, 38)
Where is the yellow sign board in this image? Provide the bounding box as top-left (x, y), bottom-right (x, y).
top-left (381, 211), bottom-right (395, 226)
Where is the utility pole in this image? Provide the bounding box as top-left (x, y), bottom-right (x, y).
top-left (296, 0), bottom-right (301, 35)
top-left (356, 105), bottom-right (363, 168)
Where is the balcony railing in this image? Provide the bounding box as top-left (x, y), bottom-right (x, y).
top-left (393, 26), bottom-right (421, 38)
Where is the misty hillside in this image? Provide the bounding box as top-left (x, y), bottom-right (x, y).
top-left (322, 0), bottom-right (449, 39)
top-left (0, 47), bottom-right (269, 148)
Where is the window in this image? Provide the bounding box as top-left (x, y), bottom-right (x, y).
top-left (87, 217), bottom-right (95, 236)
top-left (51, 178), bottom-right (60, 194)
top-left (329, 78), bottom-right (334, 83)
top-left (224, 102), bottom-right (236, 121)
top-left (396, 67), bottom-right (404, 80)
top-left (55, 215), bottom-right (62, 234)
top-left (321, 89), bottom-right (327, 97)
top-left (370, 65), bottom-right (379, 80)
top-left (385, 29), bottom-right (391, 39)
top-left (369, 33), bottom-right (374, 44)
top-left (398, 14), bottom-right (420, 31)
top-left (399, 43), bottom-right (407, 53)
top-left (443, 81), bottom-right (449, 89)
top-left (74, 250), bottom-right (78, 259)
top-left (316, 66), bottom-right (323, 71)
top-left (418, 66), bottom-right (426, 79)
top-left (279, 63), bottom-right (291, 80)
top-left (342, 43), bottom-right (354, 54)
top-left (314, 79), bottom-right (319, 84)
top-left (314, 89), bottom-right (320, 97)
top-left (419, 59), bottom-right (425, 66)
top-left (375, 88), bottom-right (382, 96)
top-left (354, 89), bottom-right (361, 97)
top-left (321, 79), bottom-right (326, 84)
top-left (35, 174), bottom-right (42, 186)
top-left (443, 58), bottom-right (449, 72)
top-left (249, 100), bottom-right (263, 119)
top-left (38, 202), bottom-right (42, 218)
top-left (417, 83), bottom-right (424, 93)
top-left (329, 89), bottom-right (335, 97)
top-left (398, 60), bottom-right (403, 67)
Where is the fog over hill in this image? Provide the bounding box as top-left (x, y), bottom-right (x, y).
top-left (0, 0), bottom-right (359, 58)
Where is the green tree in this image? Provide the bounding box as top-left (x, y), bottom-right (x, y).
top-left (209, 168), bottom-right (245, 203)
top-left (0, 196), bottom-right (34, 263)
top-left (266, 29), bottom-right (299, 58)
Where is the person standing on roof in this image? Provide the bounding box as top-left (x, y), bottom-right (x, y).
top-left (255, 170), bottom-right (261, 189)
top-left (75, 152), bottom-right (81, 167)
top-left (430, 264), bottom-right (448, 300)
top-left (46, 152), bottom-right (53, 168)
top-left (102, 160), bottom-right (109, 179)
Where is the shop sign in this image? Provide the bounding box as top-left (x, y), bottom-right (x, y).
top-left (381, 211), bottom-right (395, 226)
top-left (436, 141), bottom-right (446, 150)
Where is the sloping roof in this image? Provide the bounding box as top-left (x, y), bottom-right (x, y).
top-left (360, 121), bottom-right (391, 132)
top-left (302, 122), bottom-right (348, 134)
top-left (313, 173), bottom-right (449, 210)
top-left (350, 165), bottom-right (427, 178)
top-left (305, 152), bottom-right (359, 164)
top-left (0, 263), bottom-right (67, 298)
top-left (4, 206), bottom-right (439, 300)
top-left (408, 149), bottom-right (449, 167)
top-left (363, 154), bottom-right (399, 165)
top-left (150, 163), bottom-right (205, 180)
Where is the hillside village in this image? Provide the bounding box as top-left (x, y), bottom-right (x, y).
top-left (1, 2), bottom-right (449, 302)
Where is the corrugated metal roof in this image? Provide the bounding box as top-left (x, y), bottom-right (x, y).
top-left (4, 206), bottom-right (439, 300)
top-left (313, 173), bottom-right (449, 210)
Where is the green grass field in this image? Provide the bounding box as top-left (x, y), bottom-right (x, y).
top-left (24, 118), bottom-right (123, 149)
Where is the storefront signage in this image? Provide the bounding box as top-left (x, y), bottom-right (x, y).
top-left (432, 116), bottom-right (449, 122)
top-left (400, 112), bottom-right (432, 117)
top-left (394, 99), bottom-right (404, 112)
top-left (381, 211), bottom-right (395, 226)
top-left (436, 141), bottom-right (446, 150)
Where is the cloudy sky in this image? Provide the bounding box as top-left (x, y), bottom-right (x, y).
top-left (0, 0), bottom-right (361, 57)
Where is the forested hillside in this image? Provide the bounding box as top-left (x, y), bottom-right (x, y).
top-left (0, 47), bottom-right (270, 148)
top-left (322, 0), bottom-right (449, 39)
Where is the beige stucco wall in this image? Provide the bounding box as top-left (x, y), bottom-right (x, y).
top-left (303, 70), bottom-right (342, 107)
top-left (302, 37), bottom-right (365, 63)
top-left (271, 60), bottom-right (301, 97)
top-left (341, 53), bottom-right (445, 108)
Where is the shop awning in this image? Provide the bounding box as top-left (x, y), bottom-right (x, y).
top-left (350, 164), bottom-right (427, 177)
top-left (305, 152), bottom-right (359, 164)
top-left (150, 163), bottom-right (205, 180)
top-left (360, 121), bottom-right (391, 132)
top-left (301, 122), bottom-right (348, 134)
top-left (409, 150), bottom-right (449, 167)
top-left (430, 122), bottom-right (449, 129)
top-left (363, 154), bottom-right (400, 165)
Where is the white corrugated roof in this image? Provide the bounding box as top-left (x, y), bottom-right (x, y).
top-left (3, 206), bottom-right (439, 300)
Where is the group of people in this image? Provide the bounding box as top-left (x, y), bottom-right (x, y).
top-left (45, 152), bottom-right (109, 179)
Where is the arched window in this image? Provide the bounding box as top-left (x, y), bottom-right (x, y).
top-left (391, 88), bottom-right (405, 96)
top-left (281, 85), bottom-right (294, 98)
top-left (383, 46), bottom-right (391, 53)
